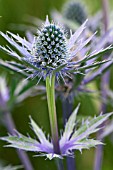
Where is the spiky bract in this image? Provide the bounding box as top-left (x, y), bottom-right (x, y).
top-left (0, 17), bottom-right (112, 82)
top-left (1, 105), bottom-right (113, 159)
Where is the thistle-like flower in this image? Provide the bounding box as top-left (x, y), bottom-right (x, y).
top-left (0, 16), bottom-right (112, 82)
top-left (0, 17), bottom-right (113, 162)
top-left (63, 1), bottom-right (87, 25)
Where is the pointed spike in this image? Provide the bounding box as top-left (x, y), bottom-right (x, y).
top-left (45, 15), bottom-right (50, 26)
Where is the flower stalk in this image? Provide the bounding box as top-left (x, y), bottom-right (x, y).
top-left (46, 75), bottom-right (64, 170)
top-left (102, 0), bottom-right (109, 32)
top-left (94, 1), bottom-right (110, 170)
top-left (46, 75), bottom-right (60, 154)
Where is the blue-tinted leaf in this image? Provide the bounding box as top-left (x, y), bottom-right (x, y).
top-left (83, 59), bottom-right (113, 84)
top-left (1, 135), bottom-right (41, 152)
top-left (70, 60), bottom-right (109, 73)
top-left (0, 60), bottom-right (28, 77)
top-left (76, 60), bottom-right (109, 71)
top-left (7, 31), bottom-right (32, 51)
top-left (71, 112), bottom-right (113, 141)
top-left (0, 45), bottom-right (21, 60)
top-left (70, 33), bottom-right (96, 59)
top-left (0, 32), bottom-right (32, 58)
top-left (68, 20), bottom-right (88, 49)
top-left (30, 117), bottom-right (52, 148)
top-left (60, 104), bottom-right (80, 146)
top-left (61, 139), bottom-right (103, 154)
top-left (87, 46), bottom-right (113, 61)
top-left (1, 129), bottom-right (53, 153)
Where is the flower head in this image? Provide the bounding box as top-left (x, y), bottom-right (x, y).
top-left (0, 17), bottom-right (112, 83)
top-left (63, 1), bottom-right (87, 25)
top-left (31, 19), bottom-right (68, 69)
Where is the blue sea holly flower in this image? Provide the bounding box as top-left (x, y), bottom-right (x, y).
top-left (1, 105), bottom-right (113, 159)
top-left (31, 19), bottom-right (68, 69)
top-left (62, 1), bottom-right (87, 25)
top-left (1, 17), bottom-right (113, 165)
top-left (0, 16), bottom-right (112, 82)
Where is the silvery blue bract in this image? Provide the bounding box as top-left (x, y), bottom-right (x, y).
top-left (1, 105), bottom-right (113, 160)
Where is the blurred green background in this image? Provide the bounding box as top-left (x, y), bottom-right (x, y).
top-left (0, 0), bottom-right (113, 170)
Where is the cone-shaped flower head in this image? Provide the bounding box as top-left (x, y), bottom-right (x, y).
top-left (32, 20), bottom-right (68, 69)
top-left (63, 1), bottom-right (87, 25)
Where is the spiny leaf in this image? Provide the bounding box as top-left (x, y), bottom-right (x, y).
top-left (0, 45), bottom-right (21, 60)
top-left (8, 61), bottom-right (26, 70)
top-left (1, 135), bottom-right (40, 152)
top-left (7, 31), bottom-right (32, 50)
top-left (68, 19), bottom-right (88, 49)
top-left (30, 117), bottom-right (52, 147)
top-left (66, 139), bottom-right (103, 153)
top-left (71, 46), bottom-right (113, 67)
top-left (0, 60), bottom-right (28, 77)
top-left (70, 60), bottom-right (110, 74)
top-left (83, 58), bottom-right (113, 84)
top-left (60, 104), bottom-right (80, 145)
top-left (71, 112), bottom-right (113, 141)
top-left (75, 59), bottom-right (110, 72)
top-left (0, 32), bottom-right (32, 58)
top-left (70, 32), bottom-right (96, 59)
top-left (87, 46), bottom-right (113, 61)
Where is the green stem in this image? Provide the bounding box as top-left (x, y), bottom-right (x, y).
top-left (46, 75), bottom-right (64, 170)
top-left (46, 75), bottom-right (60, 154)
top-left (55, 159), bottom-right (64, 170)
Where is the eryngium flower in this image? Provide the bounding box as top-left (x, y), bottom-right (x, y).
top-left (32, 23), bottom-right (68, 68)
top-left (0, 16), bottom-right (112, 82)
top-left (1, 105), bottom-right (113, 159)
top-left (63, 1), bottom-right (87, 25)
